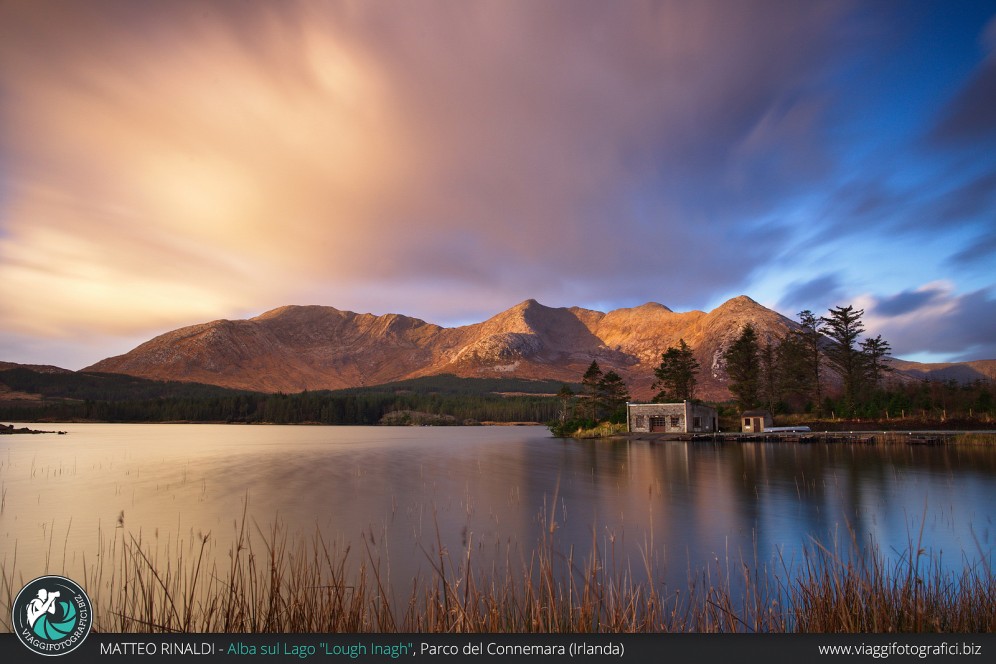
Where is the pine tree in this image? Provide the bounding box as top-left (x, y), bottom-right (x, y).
top-left (723, 324), bottom-right (760, 410)
top-left (652, 339), bottom-right (700, 402)
top-left (821, 305), bottom-right (866, 416)
top-left (581, 360), bottom-right (604, 421)
top-left (598, 370), bottom-right (630, 422)
top-left (775, 332), bottom-right (810, 410)
top-left (794, 310), bottom-right (824, 414)
top-left (861, 334), bottom-right (893, 389)
top-left (759, 337), bottom-right (779, 413)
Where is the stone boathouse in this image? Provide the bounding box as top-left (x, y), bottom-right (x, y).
top-left (626, 401), bottom-right (719, 434)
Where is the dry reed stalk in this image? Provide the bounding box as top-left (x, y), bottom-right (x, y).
top-left (1, 506), bottom-right (992, 634)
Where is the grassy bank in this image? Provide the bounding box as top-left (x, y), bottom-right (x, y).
top-left (2, 516), bottom-right (992, 633)
top-left (552, 422), bottom-right (629, 439)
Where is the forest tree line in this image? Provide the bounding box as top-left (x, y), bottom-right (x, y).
top-left (552, 304), bottom-right (994, 433)
top-left (0, 369), bottom-right (565, 424)
top-left (0, 389), bottom-right (563, 425)
top-left (683, 304), bottom-right (992, 420)
top-left (720, 304), bottom-right (955, 419)
top-left (3, 303), bottom-right (993, 427)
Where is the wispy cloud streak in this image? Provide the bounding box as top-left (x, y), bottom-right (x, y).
top-left (0, 1), bottom-right (994, 365)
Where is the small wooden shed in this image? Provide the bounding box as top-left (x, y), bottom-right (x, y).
top-left (741, 409), bottom-right (773, 433)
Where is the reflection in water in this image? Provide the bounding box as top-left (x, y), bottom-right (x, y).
top-left (1, 425), bottom-right (993, 601)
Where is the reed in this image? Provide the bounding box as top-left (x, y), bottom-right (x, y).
top-left (1, 514), bottom-right (992, 633)
top-left (786, 528), bottom-right (995, 632)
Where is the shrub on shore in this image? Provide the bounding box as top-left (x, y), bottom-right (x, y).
top-left (547, 419), bottom-right (627, 438)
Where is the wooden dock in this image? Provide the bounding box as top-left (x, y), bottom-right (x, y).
top-left (626, 431), bottom-right (961, 445)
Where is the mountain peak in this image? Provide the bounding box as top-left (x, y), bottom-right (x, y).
top-left (622, 302), bottom-right (673, 314)
top-left (85, 296), bottom-right (803, 399)
top-left (706, 296), bottom-right (784, 325)
top-left (251, 304), bottom-right (343, 322)
top-left (718, 295), bottom-right (762, 309)
top-left (507, 298), bottom-right (549, 314)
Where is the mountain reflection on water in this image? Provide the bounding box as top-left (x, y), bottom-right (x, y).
top-left (2, 424), bottom-right (993, 600)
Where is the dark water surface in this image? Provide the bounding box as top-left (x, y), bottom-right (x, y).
top-left (2, 424), bottom-right (994, 598)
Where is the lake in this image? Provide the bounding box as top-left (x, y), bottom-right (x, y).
top-left (2, 424), bottom-right (994, 616)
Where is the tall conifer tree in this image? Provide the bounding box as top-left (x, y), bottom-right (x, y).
top-left (598, 370), bottom-right (631, 422)
top-left (653, 339), bottom-right (699, 402)
top-left (723, 324), bottom-right (760, 410)
top-left (581, 360), bottom-right (604, 421)
top-left (822, 305), bottom-right (866, 415)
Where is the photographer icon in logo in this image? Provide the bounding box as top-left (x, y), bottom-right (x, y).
top-left (13, 576), bottom-right (92, 656)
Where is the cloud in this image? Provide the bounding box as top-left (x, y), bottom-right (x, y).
top-left (0, 0), bottom-right (871, 344)
top-left (776, 274), bottom-right (846, 316)
top-left (932, 171), bottom-right (996, 224)
top-left (2, 1), bottom-right (993, 368)
top-left (930, 14), bottom-right (996, 144)
top-left (949, 229), bottom-right (996, 265)
top-left (867, 284), bottom-right (996, 360)
top-left (800, 13), bottom-right (996, 287)
top-left (815, 166), bottom-right (996, 252)
top-left (873, 286), bottom-right (946, 317)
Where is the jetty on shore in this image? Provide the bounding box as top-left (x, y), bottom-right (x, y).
top-left (623, 430), bottom-right (983, 446)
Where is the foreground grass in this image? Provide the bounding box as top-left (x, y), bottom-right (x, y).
top-left (2, 513), bottom-right (992, 634)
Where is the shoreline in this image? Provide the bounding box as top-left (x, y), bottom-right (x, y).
top-left (0, 423), bottom-right (65, 435)
top-left (555, 427), bottom-right (996, 443)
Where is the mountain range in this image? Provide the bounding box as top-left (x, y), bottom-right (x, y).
top-left (81, 296), bottom-right (995, 401)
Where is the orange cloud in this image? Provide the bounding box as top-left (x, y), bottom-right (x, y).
top-left (5, 0), bottom-right (936, 360)
top-left (1, 1), bottom-right (415, 337)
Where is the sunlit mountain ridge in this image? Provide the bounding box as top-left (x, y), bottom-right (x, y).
top-left (78, 297), bottom-right (995, 400)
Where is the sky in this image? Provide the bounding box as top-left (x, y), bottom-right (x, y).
top-left (1, 0), bottom-right (995, 370)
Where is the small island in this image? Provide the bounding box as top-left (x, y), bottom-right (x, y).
top-left (0, 423), bottom-right (65, 435)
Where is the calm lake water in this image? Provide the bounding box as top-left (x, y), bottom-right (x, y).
top-left (2, 424), bottom-right (994, 603)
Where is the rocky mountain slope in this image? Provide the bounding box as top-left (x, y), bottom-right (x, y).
top-left (0, 361), bottom-right (73, 374)
top-left (889, 358), bottom-right (996, 384)
top-left (85, 296), bottom-right (800, 399)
